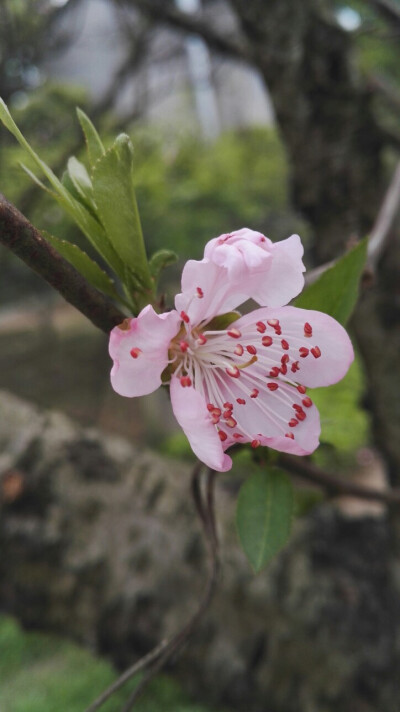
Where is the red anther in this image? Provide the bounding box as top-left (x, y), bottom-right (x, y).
top-left (233, 433), bottom-right (243, 439)
top-left (256, 321), bottom-right (267, 333)
top-left (223, 409), bottom-right (233, 419)
top-left (297, 384), bottom-right (307, 394)
top-left (267, 319), bottom-right (279, 327)
top-left (293, 403), bottom-right (302, 412)
top-left (223, 402), bottom-right (233, 409)
top-left (291, 361), bottom-right (300, 373)
top-left (304, 322), bottom-right (312, 337)
top-left (280, 364), bottom-right (288, 375)
top-left (180, 376), bottom-right (192, 387)
top-left (260, 236), bottom-right (266, 242)
top-left (281, 339), bottom-right (289, 350)
top-left (262, 335), bottom-right (273, 347)
top-left (302, 397), bottom-right (313, 408)
top-left (275, 327), bottom-right (282, 336)
top-left (196, 286), bottom-right (204, 298)
top-left (234, 344), bottom-right (244, 356)
top-left (218, 430), bottom-right (228, 442)
top-left (269, 366), bottom-right (280, 378)
top-left (237, 398), bottom-right (246, 405)
top-left (251, 439), bottom-right (261, 448)
top-left (246, 345), bottom-right (257, 355)
top-left (179, 340), bottom-right (189, 352)
top-left (285, 432), bottom-right (295, 440)
top-left (207, 403), bottom-right (215, 411)
top-left (180, 310), bottom-right (190, 324)
top-left (197, 333), bottom-right (207, 345)
top-left (267, 382), bottom-right (279, 391)
top-left (225, 417), bottom-right (237, 428)
top-left (299, 347), bottom-right (309, 358)
top-left (281, 354), bottom-right (289, 365)
top-left (130, 347), bottom-right (142, 359)
top-left (296, 409), bottom-right (306, 421)
top-left (211, 408), bottom-right (221, 417)
top-left (227, 328), bottom-right (241, 338)
top-left (250, 388), bottom-right (259, 399)
top-left (226, 366), bottom-right (240, 378)
top-left (288, 418), bottom-right (298, 427)
top-left (311, 346), bottom-right (321, 358)
top-left (211, 414), bottom-right (221, 425)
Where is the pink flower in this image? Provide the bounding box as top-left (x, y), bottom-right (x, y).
top-left (109, 230), bottom-right (354, 472)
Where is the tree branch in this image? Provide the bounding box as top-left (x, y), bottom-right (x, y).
top-left (0, 194), bottom-right (125, 333)
top-left (279, 454), bottom-right (400, 506)
top-left (121, 0), bottom-right (252, 63)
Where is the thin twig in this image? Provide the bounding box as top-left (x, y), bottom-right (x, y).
top-left (85, 462), bottom-right (220, 712)
top-left (0, 194), bottom-right (126, 333)
top-left (279, 454), bottom-right (400, 506)
top-left (305, 159), bottom-right (400, 285)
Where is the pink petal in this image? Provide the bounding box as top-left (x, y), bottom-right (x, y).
top-left (175, 259), bottom-right (247, 324)
top-left (109, 305), bottom-right (181, 397)
top-left (203, 229), bottom-right (305, 308)
top-left (251, 234), bottom-right (305, 306)
top-left (234, 306), bottom-right (354, 387)
top-left (170, 375), bottom-right (232, 472)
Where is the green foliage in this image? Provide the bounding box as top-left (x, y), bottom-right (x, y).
top-left (0, 616), bottom-right (223, 712)
top-left (76, 108), bottom-right (105, 166)
top-left (294, 239), bottom-right (368, 325)
top-left (236, 468), bottom-right (294, 573)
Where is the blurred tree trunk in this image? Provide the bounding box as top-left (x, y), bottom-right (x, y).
top-left (1, 391), bottom-right (400, 712)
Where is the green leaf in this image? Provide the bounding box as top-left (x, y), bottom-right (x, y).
top-left (206, 312), bottom-right (241, 331)
top-left (91, 134), bottom-right (152, 288)
top-left (0, 98), bottom-right (123, 276)
top-left (149, 249), bottom-right (178, 279)
top-left (43, 232), bottom-right (122, 302)
top-left (76, 108), bottom-right (105, 166)
top-left (294, 239), bottom-right (368, 325)
top-left (236, 468), bottom-right (294, 573)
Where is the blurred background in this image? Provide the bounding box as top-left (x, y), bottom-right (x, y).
top-left (0, 1), bottom-right (400, 711)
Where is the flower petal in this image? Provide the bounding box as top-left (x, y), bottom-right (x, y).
top-left (204, 229), bottom-right (305, 307)
top-left (175, 259), bottom-right (247, 324)
top-left (109, 305), bottom-right (181, 397)
top-left (170, 375), bottom-right (232, 472)
top-left (233, 306), bottom-right (354, 387)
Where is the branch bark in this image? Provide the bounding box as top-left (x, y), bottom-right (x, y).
top-left (0, 194), bottom-right (125, 333)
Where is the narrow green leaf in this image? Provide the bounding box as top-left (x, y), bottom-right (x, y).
top-left (92, 134), bottom-right (152, 288)
top-left (0, 98), bottom-right (124, 276)
top-left (149, 249), bottom-right (178, 279)
top-left (43, 232), bottom-right (122, 301)
top-left (294, 239), bottom-right (368, 325)
top-left (76, 108), bottom-right (105, 166)
top-left (236, 468), bottom-right (294, 573)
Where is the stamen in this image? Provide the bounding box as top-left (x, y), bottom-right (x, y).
top-left (267, 382), bottom-right (279, 391)
top-left (237, 398), bottom-right (246, 405)
top-left (226, 365), bottom-right (240, 378)
top-left (251, 439), bottom-right (261, 448)
top-left (269, 367), bottom-right (280, 378)
top-left (180, 375), bottom-right (192, 387)
top-left (225, 417), bottom-right (237, 428)
top-left (227, 328), bottom-right (242, 339)
top-left (233, 433), bottom-right (243, 439)
top-left (304, 322), bottom-right (312, 337)
top-left (234, 344), bottom-right (244, 356)
top-left (311, 346), bottom-right (321, 358)
top-left (238, 355), bottom-right (258, 370)
top-left (250, 388), bottom-right (259, 398)
top-left (267, 319), bottom-right (279, 328)
top-left (297, 385), bottom-right (307, 394)
top-left (285, 432), bottom-right (295, 439)
top-left (197, 333), bottom-right (207, 345)
top-left (288, 418), bottom-right (298, 427)
top-left (218, 430), bottom-right (227, 442)
top-left (256, 321), bottom-right (266, 333)
top-left (180, 311), bottom-right (190, 324)
top-left (246, 345), bottom-right (257, 355)
top-left (196, 287), bottom-right (204, 298)
top-left (302, 397), bottom-right (313, 408)
top-left (299, 347), bottom-right (309, 357)
top-left (262, 335), bottom-right (273, 347)
top-left (180, 340), bottom-right (189, 353)
top-left (281, 339), bottom-right (289, 350)
top-left (130, 347), bottom-right (142, 359)
top-left (291, 361), bottom-right (300, 373)
top-left (223, 402), bottom-right (233, 409)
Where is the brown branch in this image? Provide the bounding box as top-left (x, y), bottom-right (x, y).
top-left (0, 194), bottom-right (125, 333)
top-left (305, 159), bottom-right (400, 285)
top-left (85, 464), bottom-right (220, 712)
top-left (279, 454), bottom-right (400, 506)
top-left (121, 0), bottom-right (252, 63)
